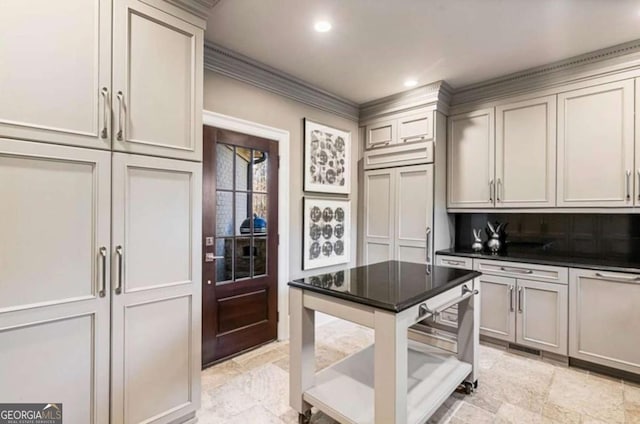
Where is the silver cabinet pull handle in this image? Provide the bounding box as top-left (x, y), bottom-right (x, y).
top-left (489, 179), bottom-right (494, 202)
top-left (626, 170), bottom-right (631, 201)
top-left (115, 245), bottom-right (123, 294)
top-left (518, 286), bottom-right (523, 313)
top-left (444, 260), bottom-right (462, 266)
top-left (499, 266), bottom-right (533, 274)
top-left (116, 91), bottom-right (124, 141)
top-left (425, 227), bottom-right (432, 264)
top-left (509, 285), bottom-right (514, 311)
top-left (100, 87), bottom-right (109, 139)
top-left (98, 247), bottom-right (107, 297)
top-left (497, 178), bottom-right (502, 202)
top-left (594, 272), bottom-right (640, 282)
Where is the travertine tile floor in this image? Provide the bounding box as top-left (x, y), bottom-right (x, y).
top-left (198, 319), bottom-right (640, 424)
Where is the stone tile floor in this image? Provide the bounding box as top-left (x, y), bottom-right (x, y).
top-left (198, 319), bottom-right (640, 423)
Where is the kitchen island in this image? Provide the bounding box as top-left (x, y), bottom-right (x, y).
top-left (288, 260), bottom-right (481, 424)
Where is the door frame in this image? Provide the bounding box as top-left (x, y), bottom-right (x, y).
top-left (202, 110), bottom-right (290, 340)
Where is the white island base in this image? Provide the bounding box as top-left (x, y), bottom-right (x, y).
top-left (304, 342), bottom-right (472, 424)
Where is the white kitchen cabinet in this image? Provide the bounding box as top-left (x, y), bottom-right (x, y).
top-left (557, 80), bottom-right (634, 207)
top-left (111, 153), bottom-right (202, 424)
top-left (0, 139), bottom-right (111, 424)
top-left (362, 164), bottom-right (433, 265)
top-left (112, 0), bottom-right (203, 161)
top-left (635, 78), bottom-right (640, 206)
top-left (398, 112), bottom-right (433, 143)
top-left (364, 109), bottom-right (433, 150)
top-left (0, 0), bottom-right (112, 149)
top-left (365, 119), bottom-right (396, 149)
top-left (569, 268), bottom-right (640, 374)
top-left (516, 279), bottom-right (568, 355)
top-left (479, 274), bottom-right (516, 342)
top-left (495, 96), bottom-right (556, 208)
top-left (447, 108), bottom-right (495, 209)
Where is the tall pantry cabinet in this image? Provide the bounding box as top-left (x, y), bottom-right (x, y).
top-left (0, 1), bottom-right (208, 423)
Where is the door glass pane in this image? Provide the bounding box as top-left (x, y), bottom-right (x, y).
top-left (216, 191), bottom-right (233, 236)
top-left (215, 238), bottom-right (233, 284)
top-left (253, 194), bottom-right (267, 234)
top-left (235, 147), bottom-right (251, 191)
top-left (235, 238), bottom-right (251, 279)
top-left (215, 144), bottom-right (233, 190)
top-left (236, 192), bottom-right (250, 235)
top-left (252, 150), bottom-right (268, 192)
top-left (254, 237), bottom-right (267, 277)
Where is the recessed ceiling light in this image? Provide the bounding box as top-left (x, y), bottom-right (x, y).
top-left (404, 79), bottom-right (418, 88)
top-left (314, 21), bottom-right (332, 32)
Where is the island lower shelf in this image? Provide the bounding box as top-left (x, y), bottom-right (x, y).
top-left (303, 341), bottom-right (472, 424)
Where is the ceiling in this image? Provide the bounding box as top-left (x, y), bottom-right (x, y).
top-left (206, 0), bottom-right (640, 104)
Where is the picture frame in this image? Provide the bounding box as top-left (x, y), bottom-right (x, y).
top-left (303, 119), bottom-right (351, 194)
top-left (302, 197), bottom-right (351, 270)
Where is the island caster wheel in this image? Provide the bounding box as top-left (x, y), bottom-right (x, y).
top-left (298, 410), bottom-right (311, 424)
top-left (463, 381), bottom-right (474, 395)
top-left (474, 380), bottom-right (479, 389)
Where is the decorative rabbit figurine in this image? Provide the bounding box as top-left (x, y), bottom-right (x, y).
top-left (471, 229), bottom-right (483, 252)
top-left (486, 222), bottom-right (503, 253)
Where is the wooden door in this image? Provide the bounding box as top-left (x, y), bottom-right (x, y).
top-left (496, 96), bottom-right (556, 208)
top-left (447, 109), bottom-right (495, 209)
top-left (0, 0), bottom-right (111, 149)
top-left (111, 153), bottom-right (202, 424)
top-left (0, 139), bottom-right (111, 423)
top-left (394, 164), bottom-right (433, 264)
top-left (202, 126), bottom-right (279, 365)
top-left (569, 269), bottom-right (640, 374)
top-left (479, 274), bottom-right (516, 342)
top-left (515, 279), bottom-right (568, 355)
top-left (362, 168), bottom-right (395, 264)
top-left (112, 0), bottom-right (203, 161)
top-left (557, 80), bottom-right (635, 207)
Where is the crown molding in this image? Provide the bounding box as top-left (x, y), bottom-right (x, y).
top-left (452, 39), bottom-right (640, 106)
top-left (163, 0), bottom-right (218, 21)
top-left (359, 81), bottom-right (453, 122)
top-left (204, 42), bottom-right (360, 121)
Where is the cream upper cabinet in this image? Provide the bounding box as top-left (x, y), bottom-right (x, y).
top-left (398, 112), bottom-right (432, 143)
top-left (569, 268), bottom-right (640, 374)
top-left (496, 96), bottom-right (556, 208)
top-left (447, 108), bottom-right (495, 208)
top-left (112, 0), bottom-right (203, 161)
top-left (365, 119), bottom-right (396, 149)
top-left (0, 139), bottom-right (111, 424)
top-left (395, 164), bottom-right (434, 264)
top-left (557, 80), bottom-right (634, 207)
top-left (0, 0), bottom-right (112, 149)
top-left (362, 164), bottom-right (434, 265)
top-left (111, 153), bottom-right (202, 424)
top-left (363, 168), bottom-right (395, 264)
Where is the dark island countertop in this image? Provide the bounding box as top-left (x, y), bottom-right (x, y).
top-left (437, 247), bottom-right (640, 275)
top-left (288, 260), bottom-right (480, 313)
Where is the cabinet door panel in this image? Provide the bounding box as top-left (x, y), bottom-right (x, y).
top-left (557, 80), bottom-right (634, 207)
top-left (0, 139), bottom-right (110, 423)
top-left (111, 153), bottom-right (201, 424)
top-left (398, 112), bottom-right (432, 143)
top-left (363, 169), bottom-right (394, 264)
top-left (366, 119), bottom-right (396, 149)
top-left (496, 96), bottom-right (556, 207)
top-left (113, 0), bottom-right (203, 161)
top-left (0, 0), bottom-right (111, 149)
top-left (569, 269), bottom-right (640, 374)
top-left (448, 109), bottom-right (495, 208)
top-left (395, 164), bottom-right (433, 264)
top-left (516, 279), bottom-right (568, 355)
top-left (479, 274), bottom-right (515, 342)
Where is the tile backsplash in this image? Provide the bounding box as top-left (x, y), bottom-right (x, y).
top-left (454, 213), bottom-right (640, 258)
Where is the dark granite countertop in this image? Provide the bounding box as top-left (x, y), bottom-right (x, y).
top-left (437, 247), bottom-right (640, 274)
top-left (288, 260), bottom-right (480, 313)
